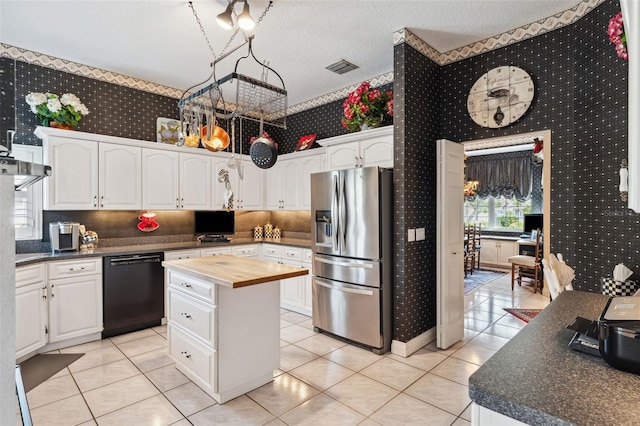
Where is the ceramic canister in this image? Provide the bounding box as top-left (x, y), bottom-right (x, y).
top-left (273, 226), bottom-right (281, 239)
top-left (254, 224), bottom-right (263, 239)
top-left (264, 222), bottom-right (273, 238)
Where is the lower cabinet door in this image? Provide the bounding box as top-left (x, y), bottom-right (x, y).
top-left (48, 274), bottom-right (102, 343)
top-left (302, 264), bottom-right (313, 314)
top-left (16, 282), bottom-right (47, 358)
top-left (169, 324), bottom-right (217, 392)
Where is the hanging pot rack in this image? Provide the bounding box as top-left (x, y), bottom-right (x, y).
top-left (178, 36), bottom-right (287, 129)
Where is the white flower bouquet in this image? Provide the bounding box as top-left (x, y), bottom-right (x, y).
top-left (25, 92), bottom-right (90, 129)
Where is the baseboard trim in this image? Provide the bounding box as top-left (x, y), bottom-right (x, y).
top-left (391, 327), bottom-right (436, 357)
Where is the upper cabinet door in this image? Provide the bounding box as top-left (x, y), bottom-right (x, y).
top-left (326, 141), bottom-right (360, 171)
top-left (299, 153), bottom-right (325, 210)
top-left (239, 158), bottom-right (265, 210)
top-left (99, 143), bottom-right (142, 210)
top-left (180, 153), bottom-right (212, 210)
top-left (43, 137), bottom-right (99, 210)
top-left (360, 136), bottom-right (393, 168)
top-left (142, 149), bottom-right (180, 210)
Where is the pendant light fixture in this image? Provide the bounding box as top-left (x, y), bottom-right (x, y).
top-left (217, 0), bottom-right (255, 31)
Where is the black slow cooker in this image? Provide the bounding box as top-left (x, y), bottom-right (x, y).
top-left (598, 297), bottom-right (640, 375)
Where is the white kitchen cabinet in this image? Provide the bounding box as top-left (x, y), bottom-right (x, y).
top-left (232, 245), bottom-right (259, 258)
top-left (15, 264), bottom-right (47, 359)
top-left (42, 136), bottom-right (99, 210)
top-left (164, 249), bottom-right (202, 261)
top-left (98, 143), bottom-right (142, 210)
top-left (213, 155), bottom-right (264, 210)
top-left (142, 149), bottom-right (180, 210)
top-left (179, 153), bottom-right (212, 210)
top-left (46, 258), bottom-right (103, 343)
top-left (320, 126), bottom-right (393, 171)
top-left (200, 247), bottom-right (232, 257)
top-left (479, 238), bottom-right (518, 269)
top-left (261, 244), bottom-right (311, 316)
top-left (267, 158), bottom-right (299, 210)
top-left (299, 152), bottom-right (325, 210)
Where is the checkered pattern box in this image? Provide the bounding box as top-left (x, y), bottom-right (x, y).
top-left (601, 277), bottom-right (638, 296)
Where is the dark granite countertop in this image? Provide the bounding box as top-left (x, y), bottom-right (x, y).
top-left (469, 290), bottom-right (640, 426)
top-left (15, 238), bottom-right (311, 266)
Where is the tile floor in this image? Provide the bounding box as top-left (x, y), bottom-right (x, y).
top-left (19, 274), bottom-right (549, 426)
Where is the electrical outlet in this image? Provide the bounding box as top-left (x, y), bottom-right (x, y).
top-left (416, 228), bottom-right (425, 241)
top-left (408, 229), bottom-right (416, 242)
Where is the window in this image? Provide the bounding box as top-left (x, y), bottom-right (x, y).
top-left (12, 145), bottom-right (43, 240)
top-left (464, 196), bottom-right (532, 231)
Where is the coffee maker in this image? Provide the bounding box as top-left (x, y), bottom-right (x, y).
top-left (49, 222), bottom-right (80, 252)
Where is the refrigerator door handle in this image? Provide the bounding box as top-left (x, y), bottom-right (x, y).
top-left (332, 174), bottom-right (340, 251)
top-left (315, 256), bottom-right (374, 269)
top-left (339, 173), bottom-right (347, 251)
top-left (314, 277), bottom-right (375, 296)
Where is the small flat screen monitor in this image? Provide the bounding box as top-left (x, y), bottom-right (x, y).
top-left (194, 211), bottom-right (235, 237)
top-left (523, 214), bottom-right (543, 234)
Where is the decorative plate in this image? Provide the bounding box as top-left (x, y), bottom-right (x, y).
top-left (156, 117), bottom-right (181, 144)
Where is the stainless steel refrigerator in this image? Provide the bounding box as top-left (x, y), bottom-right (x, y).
top-left (311, 166), bottom-right (393, 354)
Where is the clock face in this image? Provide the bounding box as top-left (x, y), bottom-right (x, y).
top-left (467, 66), bottom-right (534, 128)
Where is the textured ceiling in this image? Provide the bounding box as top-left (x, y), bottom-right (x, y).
top-left (1, 0), bottom-right (584, 106)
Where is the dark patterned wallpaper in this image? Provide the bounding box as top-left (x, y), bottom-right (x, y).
top-left (439, 0), bottom-right (631, 292)
top-left (0, 58), bottom-right (15, 148)
top-left (393, 43), bottom-right (441, 342)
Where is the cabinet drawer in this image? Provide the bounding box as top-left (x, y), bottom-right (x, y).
top-left (47, 257), bottom-right (101, 279)
top-left (283, 247), bottom-right (302, 261)
top-left (200, 247), bottom-right (231, 257)
top-left (168, 270), bottom-right (216, 304)
top-left (303, 249), bottom-right (312, 262)
top-left (16, 263), bottom-right (46, 287)
top-left (165, 249), bottom-right (201, 261)
top-left (169, 289), bottom-right (216, 346)
top-left (169, 324), bottom-right (217, 391)
top-left (262, 244), bottom-right (282, 259)
top-left (232, 245), bottom-right (258, 257)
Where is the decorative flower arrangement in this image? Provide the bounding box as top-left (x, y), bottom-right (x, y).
top-left (608, 11), bottom-right (628, 61)
top-left (25, 92), bottom-right (90, 129)
top-left (341, 81), bottom-right (393, 132)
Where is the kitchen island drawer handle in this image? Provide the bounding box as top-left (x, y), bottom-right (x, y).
top-left (315, 257), bottom-right (373, 269)
top-left (180, 312), bottom-right (192, 319)
top-left (68, 267), bottom-right (86, 271)
top-left (180, 282), bottom-right (193, 288)
top-left (314, 279), bottom-right (374, 295)
top-left (180, 351), bottom-right (192, 359)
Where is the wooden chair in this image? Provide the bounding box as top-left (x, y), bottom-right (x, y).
top-left (474, 223), bottom-right (482, 269)
top-left (507, 229), bottom-right (543, 293)
top-left (464, 224), bottom-right (477, 277)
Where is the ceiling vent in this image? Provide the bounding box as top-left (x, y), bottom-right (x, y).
top-left (326, 59), bottom-right (359, 75)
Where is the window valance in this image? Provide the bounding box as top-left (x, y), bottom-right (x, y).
top-left (465, 151), bottom-right (533, 201)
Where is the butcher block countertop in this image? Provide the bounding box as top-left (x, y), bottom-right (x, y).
top-left (162, 254), bottom-right (309, 288)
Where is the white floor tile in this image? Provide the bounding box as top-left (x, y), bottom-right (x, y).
top-left (188, 395), bottom-right (275, 426)
top-left (95, 394), bottom-right (183, 426)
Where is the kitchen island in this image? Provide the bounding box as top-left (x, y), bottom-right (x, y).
top-left (469, 290), bottom-right (640, 426)
top-left (163, 254), bottom-right (308, 403)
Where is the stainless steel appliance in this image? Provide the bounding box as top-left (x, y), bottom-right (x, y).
top-left (102, 253), bottom-right (164, 338)
top-left (49, 221), bottom-right (80, 252)
top-left (311, 166), bottom-right (393, 354)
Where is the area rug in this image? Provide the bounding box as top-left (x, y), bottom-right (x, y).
top-left (503, 308), bottom-right (543, 323)
top-left (18, 353), bottom-right (84, 392)
top-left (464, 269), bottom-right (506, 294)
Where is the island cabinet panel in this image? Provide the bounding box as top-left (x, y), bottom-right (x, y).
top-left (165, 264), bottom-right (281, 404)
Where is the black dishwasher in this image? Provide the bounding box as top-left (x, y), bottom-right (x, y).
top-left (102, 253), bottom-right (164, 338)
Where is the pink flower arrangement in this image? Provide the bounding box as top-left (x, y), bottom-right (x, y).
top-left (608, 11), bottom-right (628, 61)
top-left (341, 81), bottom-right (393, 132)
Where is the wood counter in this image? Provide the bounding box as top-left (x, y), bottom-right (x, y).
top-left (162, 254), bottom-right (308, 288)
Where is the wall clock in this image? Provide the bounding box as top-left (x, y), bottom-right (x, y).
top-left (467, 66), bottom-right (534, 128)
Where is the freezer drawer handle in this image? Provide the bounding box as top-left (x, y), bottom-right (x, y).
top-left (315, 278), bottom-right (374, 296)
top-left (315, 257), bottom-right (374, 269)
